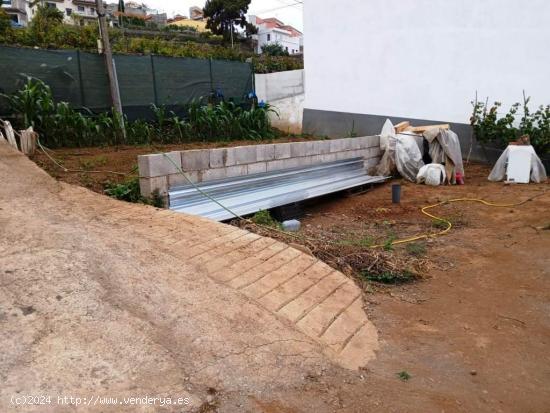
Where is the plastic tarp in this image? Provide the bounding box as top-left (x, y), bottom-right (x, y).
top-left (488, 145), bottom-right (547, 183)
top-left (417, 163), bottom-right (447, 186)
top-left (377, 119), bottom-right (424, 181)
top-left (423, 128), bottom-right (464, 184)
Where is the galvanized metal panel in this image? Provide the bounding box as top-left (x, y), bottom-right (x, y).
top-left (169, 158), bottom-right (386, 221)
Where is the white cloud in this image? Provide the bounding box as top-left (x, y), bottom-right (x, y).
top-left (143, 0), bottom-right (304, 31)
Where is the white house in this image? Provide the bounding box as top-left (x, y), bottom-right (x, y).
top-left (302, 0), bottom-right (550, 159)
top-left (249, 16), bottom-right (302, 55)
top-left (1, 0), bottom-right (29, 26)
top-left (24, 0), bottom-right (98, 25)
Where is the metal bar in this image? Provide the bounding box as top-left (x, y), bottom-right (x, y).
top-left (76, 50), bottom-right (86, 107)
top-left (150, 55), bottom-right (158, 106)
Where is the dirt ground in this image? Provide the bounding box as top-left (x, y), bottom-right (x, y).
top-left (21, 144), bottom-right (550, 411)
top-left (274, 164), bottom-right (550, 413)
top-left (31, 136), bottom-right (319, 194)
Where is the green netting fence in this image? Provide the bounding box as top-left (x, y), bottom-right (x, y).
top-left (0, 45), bottom-right (254, 120)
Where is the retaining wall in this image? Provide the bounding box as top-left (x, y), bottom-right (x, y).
top-left (255, 69), bottom-right (305, 134)
top-left (138, 136), bottom-right (381, 200)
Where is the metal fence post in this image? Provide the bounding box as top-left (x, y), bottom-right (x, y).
top-left (150, 55), bottom-right (158, 106)
top-left (76, 50), bottom-right (86, 107)
top-left (209, 58), bottom-right (214, 94)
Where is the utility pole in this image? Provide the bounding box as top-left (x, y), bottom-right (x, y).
top-left (95, 0), bottom-right (125, 136)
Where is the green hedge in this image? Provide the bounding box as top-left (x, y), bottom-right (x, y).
top-left (0, 24), bottom-right (303, 73)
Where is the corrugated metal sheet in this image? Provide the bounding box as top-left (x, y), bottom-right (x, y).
top-left (169, 158), bottom-right (387, 221)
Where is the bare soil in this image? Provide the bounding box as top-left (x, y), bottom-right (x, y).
top-left (28, 144), bottom-right (550, 412)
top-left (31, 136), bottom-right (319, 193)
top-left (245, 163), bottom-right (550, 413)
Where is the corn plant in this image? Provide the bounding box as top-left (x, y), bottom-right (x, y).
top-left (3, 78), bottom-right (278, 148)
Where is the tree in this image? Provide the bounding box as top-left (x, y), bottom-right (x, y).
top-left (117, 0), bottom-right (125, 26)
top-left (261, 43), bottom-right (289, 56)
top-left (203, 0), bottom-right (252, 42)
top-left (29, 5), bottom-right (64, 44)
top-left (0, 9), bottom-right (11, 35)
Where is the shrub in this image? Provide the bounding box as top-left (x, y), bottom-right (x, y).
top-left (0, 9), bottom-right (11, 35)
top-left (104, 177), bottom-right (164, 207)
top-left (251, 210), bottom-right (280, 228)
top-left (471, 94), bottom-right (550, 155)
top-left (0, 23), bottom-right (303, 73)
top-left (261, 43), bottom-right (289, 56)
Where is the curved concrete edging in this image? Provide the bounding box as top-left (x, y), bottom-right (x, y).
top-left (1, 143), bottom-right (379, 371)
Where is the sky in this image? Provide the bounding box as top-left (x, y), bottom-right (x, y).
top-left (145, 0), bottom-right (304, 31)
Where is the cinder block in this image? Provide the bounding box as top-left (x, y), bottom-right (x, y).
top-left (356, 135), bottom-right (380, 149)
top-left (354, 149), bottom-right (371, 159)
top-left (234, 146), bottom-right (257, 165)
top-left (210, 148), bottom-right (226, 168)
top-left (329, 139), bottom-right (343, 153)
top-left (336, 150), bottom-right (354, 160)
top-left (365, 146), bottom-right (382, 158)
top-left (350, 137), bottom-right (363, 150)
top-left (330, 138), bottom-right (352, 153)
top-left (167, 171), bottom-right (200, 188)
top-left (290, 141), bottom-right (307, 158)
top-left (181, 149), bottom-right (210, 171)
top-left (304, 141), bottom-right (317, 156)
top-left (247, 162), bottom-right (267, 175)
top-left (314, 140), bottom-right (331, 155)
top-left (309, 154), bottom-right (324, 166)
top-left (282, 157), bottom-right (302, 169)
top-left (202, 167), bottom-right (228, 182)
top-left (320, 153), bottom-right (338, 163)
top-left (274, 142), bottom-right (291, 159)
top-left (225, 165), bottom-right (248, 178)
top-left (139, 176), bottom-right (168, 198)
top-left (266, 159), bottom-right (287, 172)
top-left (138, 151), bottom-right (181, 178)
top-left (256, 144), bottom-right (275, 161)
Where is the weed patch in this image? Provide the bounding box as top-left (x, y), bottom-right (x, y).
top-left (406, 242), bottom-right (427, 257)
top-left (362, 270), bottom-right (419, 284)
top-left (397, 371), bottom-right (412, 381)
top-left (104, 177), bottom-right (163, 207)
top-left (251, 210), bottom-right (280, 228)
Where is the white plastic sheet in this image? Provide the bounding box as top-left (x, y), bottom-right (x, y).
top-left (376, 119), bottom-right (424, 181)
top-left (423, 128), bottom-right (464, 184)
top-left (417, 163), bottom-right (447, 186)
top-left (488, 145), bottom-right (547, 183)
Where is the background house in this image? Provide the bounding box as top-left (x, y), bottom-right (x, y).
top-left (250, 15), bottom-right (302, 55)
top-left (2, 0), bottom-right (29, 26)
top-left (22, 0), bottom-right (99, 26)
top-left (302, 0), bottom-right (550, 159)
top-left (167, 6), bottom-right (208, 32)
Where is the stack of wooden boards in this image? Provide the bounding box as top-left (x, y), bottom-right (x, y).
top-left (393, 121), bottom-right (450, 134)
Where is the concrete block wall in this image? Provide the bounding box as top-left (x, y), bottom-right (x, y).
top-left (138, 136), bottom-right (381, 199)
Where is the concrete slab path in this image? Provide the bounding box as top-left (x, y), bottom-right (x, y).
top-left (0, 144), bottom-right (378, 411)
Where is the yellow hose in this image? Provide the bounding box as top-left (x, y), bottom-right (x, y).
top-left (370, 193), bottom-right (547, 249)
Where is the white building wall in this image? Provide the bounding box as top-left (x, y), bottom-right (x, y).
top-left (304, 0), bottom-right (550, 124)
top-left (255, 70), bottom-right (305, 133)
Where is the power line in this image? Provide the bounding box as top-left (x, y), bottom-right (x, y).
top-left (254, 0), bottom-right (303, 15)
